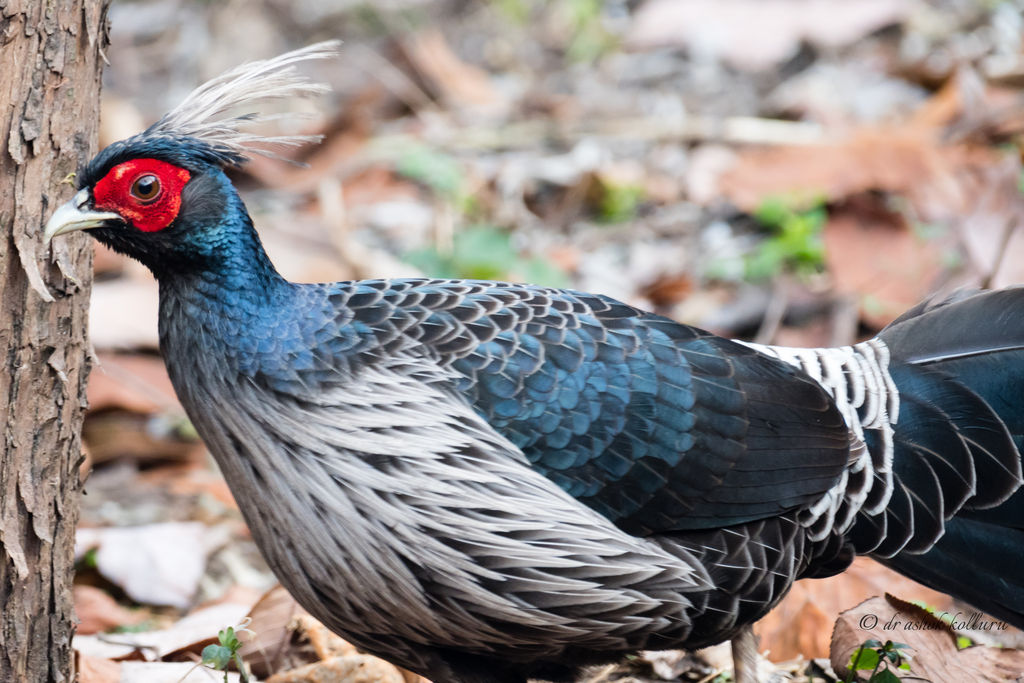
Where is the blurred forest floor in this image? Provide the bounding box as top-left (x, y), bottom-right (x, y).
top-left (73, 1), bottom-right (1024, 681)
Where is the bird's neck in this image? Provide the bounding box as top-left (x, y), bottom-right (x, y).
top-left (155, 210), bottom-right (305, 371)
top-left (158, 208), bottom-right (289, 304)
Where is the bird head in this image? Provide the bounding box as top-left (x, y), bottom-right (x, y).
top-left (44, 43), bottom-right (337, 278)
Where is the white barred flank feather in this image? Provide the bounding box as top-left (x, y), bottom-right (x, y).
top-left (740, 339), bottom-right (900, 538)
top-left (147, 42), bottom-right (339, 162)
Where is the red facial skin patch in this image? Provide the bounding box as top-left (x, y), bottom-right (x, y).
top-left (93, 158), bottom-right (192, 232)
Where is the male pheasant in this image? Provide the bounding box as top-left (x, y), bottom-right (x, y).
top-left (45, 44), bottom-right (1024, 682)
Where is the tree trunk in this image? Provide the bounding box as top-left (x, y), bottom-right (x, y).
top-left (0, 2), bottom-right (109, 681)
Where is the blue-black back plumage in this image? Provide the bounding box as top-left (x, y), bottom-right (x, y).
top-left (251, 278), bottom-right (853, 536)
top-left (164, 265), bottom-right (853, 538)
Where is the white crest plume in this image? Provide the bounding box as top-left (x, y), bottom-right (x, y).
top-left (146, 41), bottom-right (340, 163)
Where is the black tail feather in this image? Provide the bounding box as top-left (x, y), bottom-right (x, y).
top-left (849, 363), bottom-right (1018, 556)
top-left (880, 500), bottom-right (1024, 630)
top-left (866, 288), bottom-right (1024, 625)
top-left (880, 290), bottom-right (1024, 511)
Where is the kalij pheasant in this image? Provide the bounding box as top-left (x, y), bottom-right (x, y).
top-left (45, 44), bottom-right (1024, 682)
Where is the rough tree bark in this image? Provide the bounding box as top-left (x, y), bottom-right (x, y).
top-left (0, 2), bottom-right (109, 681)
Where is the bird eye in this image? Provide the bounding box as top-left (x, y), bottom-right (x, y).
top-left (130, 174), bottom-right (161, 203)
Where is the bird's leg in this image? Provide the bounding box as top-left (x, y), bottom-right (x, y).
top-left (731, 625), bottom-right (760, 683)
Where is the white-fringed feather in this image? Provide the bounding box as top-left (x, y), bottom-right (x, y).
top-left (146, 41), bottom-right (339, 162)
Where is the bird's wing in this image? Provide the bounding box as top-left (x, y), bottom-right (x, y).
top-left (329, 278), bottom-right (853, 536)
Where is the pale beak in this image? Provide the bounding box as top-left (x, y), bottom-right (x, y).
top-left (44, 189), bottom-right (122, 244)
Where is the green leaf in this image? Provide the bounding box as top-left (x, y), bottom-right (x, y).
top-left (402, 225), bottom-right (566, 286)
top-left (563, 0), bottom-right (616, 62)
top-left (745, 195), bottom-right (827, 280)
top-left (451, 226), bottom-right (517, 279)
top-left (860, 294), bottom-right (884, 317)
top-left (396, 146), bottom-right (464, 199)
top-left (850, 646), bottom-right (880, 671)
top-left (519, 258), bottom-right (569, 289)
top-left (202, 644), bottom-right (233, 670)
top-left (493, 0), bottom-right (530, 23)
top-left (871, 669), bottom-right (903, 683)
top-left (110, 619), bottom-right (158, 634)
top-left (218, 626), bottom-right (241, 651)
top-left (175, 417), bottom-right (199, 440)
top-left (753, 197), bottom-right (789, 228)
top-left (597, 183), bottom-right (644, 223)
top-left (79, 547), bottom-right (99, 569)
top-left (403, 248), bottom-right (459, 279)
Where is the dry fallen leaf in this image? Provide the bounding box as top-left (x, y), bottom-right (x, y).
top-left (717, 75), bottom-right (967, 199)
top-left (717, 126), bottom-right (964, 214)
top-left (628, 0), bottom-right (910, 71)
top-left (267, 654), bottom-right (408, 683)
top-left (714, 75), bottom-right (1024, 330)
top-left (831, 595), bottom-right (1024, 681)
top-left (756, 557), bottom-right (954, 662)
top-left (240, 586), bottom-right (430, 682)
top-left (239, 585), bottom-right (313, 677)
top-left (88, 353), bottom-right (181, 415)
top-left (948, 153), bottom-right (1024, 289)
top-left (398, 28), bottom-right (505, 115)
top-left (639, 273), bottom-right (693, 309)
top-left (293, 614), bottom-right (360, 662)
top-left (92, 241), bottom-right (130, 277)
top-left (99, 96), bottom-right (145, 149)
top-left (74, 585), bottom-right (148, 635)
top-left (76, 652), bottom-right (121, 683)
top-left (136, 461), bottom-right (239, 511)
top-left (823, 197), bottom-right (948, 329)
top-left (76, 523), bottom-right (229, 609)
top-left (717, 73), bottom-right (1023, 238)
top-left (73, 601), bottom-right (252, 662)
top-left (89, 277), bottom-right (161, 351)
top-left (83, 412), bottom-right (200, 466)
top-left (120, 661), bottom-right (245, 682)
